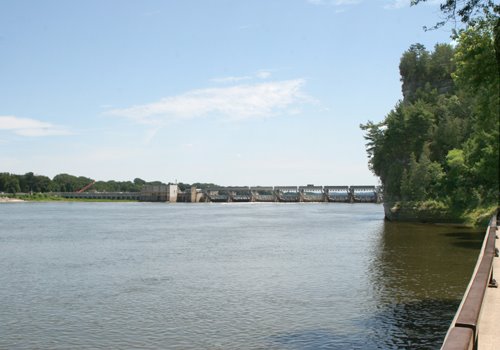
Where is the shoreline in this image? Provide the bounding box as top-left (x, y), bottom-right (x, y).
top-left (0, 197), bottom-right (25, 203)
top-left (384, 201), bottom-right (498, 227)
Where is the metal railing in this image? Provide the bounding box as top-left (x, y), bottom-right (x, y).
top-left (441, 211), bottom-right (499, 350)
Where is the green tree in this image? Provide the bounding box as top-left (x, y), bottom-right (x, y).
top-left (361, 97), bottom-right (438, 200)
top-left (361, 17), bottom-right (498, 220)
top-left (428, 94), bottom-right (471, 160)
top-left (411, 0), bottom-right (499, 77)
top-left (0, 173), bottom-right (7, 192)
top-left (19, 172), bottom-right (35, 192)
top-left (33, 175), bottom-right (52, 192)
top-left (52, 173), bottom-right (93, 192)
top-left (444, 148), bottom-right (471, 207)
top-left (428, 43), bottom-right (456, 94)
top-left (411, 0), bottom-right (498, 27)
top-left (399, 43), bottom-right (456, 103)
top-left (4, 176), bottom-right (21, 194)
top-left (400, 146), bottom-right (445, 201)
top-left (133, 178), bottom-right (146, 186)
top-left (455, 19), bottom-right (499, 204)
top-left (399, 43), bottom-right (430, 101)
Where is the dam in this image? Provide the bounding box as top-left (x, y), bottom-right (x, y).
top-left (190, 185), bottom-right (381, 203)
top-left (56, 184), bottom-right (382, 203)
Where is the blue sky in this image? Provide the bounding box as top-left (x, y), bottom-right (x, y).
top-left (0, 0), bottom-right (453, 186)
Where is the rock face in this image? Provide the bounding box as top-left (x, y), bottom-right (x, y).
top-left (383, 201), bottom-right (459, 224)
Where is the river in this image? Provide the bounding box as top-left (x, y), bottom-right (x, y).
top-left (0, 202), bottom-right (482, 349)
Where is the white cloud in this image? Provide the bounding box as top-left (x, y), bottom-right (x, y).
top-left (212, 70), bottom-right (272, 84)
top-left (0, 116), bottom-right (71, 137)
top-left (107, 79), bottom-right (309, 124)
top-left (383, 0), bottom-right (410, 9)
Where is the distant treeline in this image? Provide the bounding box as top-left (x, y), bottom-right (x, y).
top-left (0, 172), bottom-right (165, 194)
top-left (0, 172), bottom-right (220, 194)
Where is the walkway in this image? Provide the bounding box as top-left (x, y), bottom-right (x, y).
top-left (478, 224), bottom-right (499, 349)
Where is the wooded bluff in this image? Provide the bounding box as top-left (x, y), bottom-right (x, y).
top-left (361, 16), bottom-right (499, 225)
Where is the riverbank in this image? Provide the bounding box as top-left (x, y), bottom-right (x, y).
top-left (0, 197), bottom-right (25, 203)
top-left (384, 200), bottom-right (498, 227)
top-left (2, 194), bottom-right (138, 203)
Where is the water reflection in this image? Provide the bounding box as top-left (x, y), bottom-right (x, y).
top-left (271, 297), bottom-right (460, 350)
top-left (366, 221), bottom-right (482, 348)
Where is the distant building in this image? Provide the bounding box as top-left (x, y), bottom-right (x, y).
top-left (140, 184), bottom-right (178, 202)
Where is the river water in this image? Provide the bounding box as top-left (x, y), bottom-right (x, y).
top-left (0, 202), bottom-right (482, 349)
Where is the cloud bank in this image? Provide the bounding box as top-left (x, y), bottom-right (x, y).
top-left (107, 79), bottom-right (309, 124)
top-left (0, 116), bottom-right (71, 137)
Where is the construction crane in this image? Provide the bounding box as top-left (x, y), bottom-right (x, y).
top-left (76, 180), bottom-right (96, 193)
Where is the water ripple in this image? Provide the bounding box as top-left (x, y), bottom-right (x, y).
top-left (0, 203), bottom-right (479, 349)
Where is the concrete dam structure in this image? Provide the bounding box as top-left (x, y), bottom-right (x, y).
top-left (55, 184), bottom-right (178, 202)
top-left (56, 184), bottom-right (381, 203)
top-left (195, 185), bottom-right (381, 203)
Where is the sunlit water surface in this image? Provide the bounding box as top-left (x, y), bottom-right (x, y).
top-left (0, 202), bottom-right (482, 349)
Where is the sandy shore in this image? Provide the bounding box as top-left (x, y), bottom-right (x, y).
top-left (0, 197), bottom-right (25, 203)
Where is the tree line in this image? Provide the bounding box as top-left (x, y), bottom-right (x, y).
top-left (361, 9), bottom-right (498, 217)
top-left (0, 172), bottom-right (165, 194)
top-left (0, 172), bottom-right (221, 194)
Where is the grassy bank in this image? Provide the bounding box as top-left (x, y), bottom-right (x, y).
top-left (4, 193), bottom-right (138, 202)
top-left (385, 199), bottom-right (498, 227)
top-left (461, 205), bottom-right (499, 227)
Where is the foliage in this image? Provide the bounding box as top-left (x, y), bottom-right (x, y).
top-left (0, 173), bottom-right (21, 194)
top-left (92, 180), bottom-right (142, 192)
top-left (411, 0), bottom-right (499, 28)
top-left (0, 172), bottom-right (166, 194)
top-left (188, 182), bottom-right (220, 190)
top-left (399, 43), bottom-right (455, 102)
top-left (52, 173), bottom-right (93, 192)
top-left (411, 0), bottom-right (499, 84)
top-left (361, 16), bottom-right (499, 221)
top-left (400, 146), bottom-right (445, 201)
top-left (463, 204), bottom-right (499, 226)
